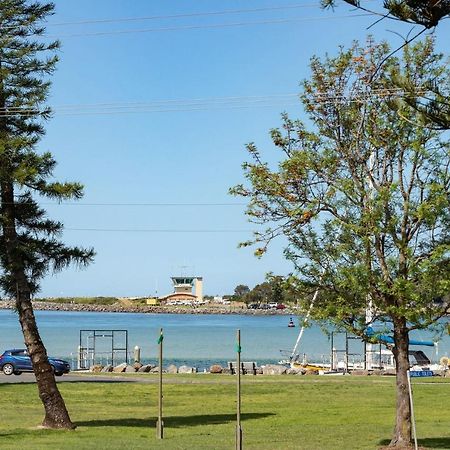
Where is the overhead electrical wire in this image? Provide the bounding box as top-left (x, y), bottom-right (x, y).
top-left (0, 3), bottom-right (323, 30)
top-left (0, 103), bottom-right (301, 117)
top-left (0, 4), bottom-right (418, 235)
top-left (43, 3), bottom-right (324, 27)
top-left (44, 13), bottom-right (374, 38)
top-left (3, 224), bottom-right (253, 233)
top-left (63, 228), bottom-right (252, 233)
top-left (0, 93), bottom-right (301, 116)
top-left (0, 88), bottom-right (433, 117)
top-left (8, 201), bottom-right (247, 207)
top-left (0, 103), bottom-right (303, 117)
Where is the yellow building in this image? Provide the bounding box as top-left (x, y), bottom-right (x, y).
top-left (146, 297), bottom-right (160, 306)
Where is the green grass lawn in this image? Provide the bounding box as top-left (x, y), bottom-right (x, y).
top-left (36, 296), bottom-right (119, 305)
top-left (1, 374), bottom-right (449, 449)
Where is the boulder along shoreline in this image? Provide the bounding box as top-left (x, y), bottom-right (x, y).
top-left (0, 300), bottom-right (294, 315)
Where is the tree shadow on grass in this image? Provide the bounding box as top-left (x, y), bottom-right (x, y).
top-left (62, 380), bottom-right (142, 384)
top-left (76, 412), bottom-right (274, 429)
top-left (378, 437), bottom-right (450, 449)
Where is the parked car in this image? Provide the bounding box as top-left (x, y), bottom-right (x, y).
top-left (248, 303), bottom-right (259, 309)
top-left (0, 349), bottom-right (70, 376)
top-left (276, 303), bottom-right (286, 310)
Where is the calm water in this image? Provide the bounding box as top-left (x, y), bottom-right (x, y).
top-left (0, 310), bottom-right (448, 370)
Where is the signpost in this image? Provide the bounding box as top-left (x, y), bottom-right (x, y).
top-left (156, 328), bottom-right (164, 439)
top-left (409, 370), bottom-right (433, 378)
top-left (407, 370), bottom-right (421, 450)
top-left (236, 329), bottom-right (243, 450)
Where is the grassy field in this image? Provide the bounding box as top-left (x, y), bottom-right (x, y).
top-left (0, 374), bottom-right (449, 449)
top-left (35, 296), bottom-right (119, 305)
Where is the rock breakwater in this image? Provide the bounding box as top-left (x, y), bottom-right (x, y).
top-left (0, 300), bottom-right (292, 315)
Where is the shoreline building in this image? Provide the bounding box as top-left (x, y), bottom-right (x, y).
top-left (159, 276), bottom-right (204, 304)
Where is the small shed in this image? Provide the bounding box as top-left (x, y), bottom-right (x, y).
top-left (146, 297), bottom-right (160, 306)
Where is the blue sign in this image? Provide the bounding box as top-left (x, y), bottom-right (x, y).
top-left (409, 370), bottom-right (433, 378)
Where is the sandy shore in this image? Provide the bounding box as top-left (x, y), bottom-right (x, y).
top-left (0, 300), bottom-right (293, 315)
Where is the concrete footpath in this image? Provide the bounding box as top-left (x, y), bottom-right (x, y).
top-left (0, 372), bottom-right (237, 385)
top-left (0, 372), bottom-right (155, 384)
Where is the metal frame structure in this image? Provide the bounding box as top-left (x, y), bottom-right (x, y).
top-left (330, 331), bottom-right (378, 371)
top-left (330, 331), bottom-right (386, 371)
top-left (78, 329), bottom-right (128, 369)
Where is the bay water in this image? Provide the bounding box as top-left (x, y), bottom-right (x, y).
top-left (0, 310), bottom-right (448, 370)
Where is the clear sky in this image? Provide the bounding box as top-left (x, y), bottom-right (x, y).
top-left (35, 1), bottom-right (449, 298)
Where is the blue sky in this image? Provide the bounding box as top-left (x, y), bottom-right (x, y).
top-left (36, 1), bottom-right (449, 298)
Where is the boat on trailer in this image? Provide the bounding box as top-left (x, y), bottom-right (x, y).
top-left (281, 294), bottom-right (444, 374)
top-left (280, 271), bottom-right (447, 373)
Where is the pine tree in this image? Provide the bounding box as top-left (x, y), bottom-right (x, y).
top-left (0, 1), bottom-right (94, 429)
top-left (322, 0), bottom-right (450, 28)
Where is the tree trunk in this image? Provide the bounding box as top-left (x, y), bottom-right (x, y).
top-left (0, 181), bottom-right (75, 429)
top-left (389, 316), bottom-right (412, 447)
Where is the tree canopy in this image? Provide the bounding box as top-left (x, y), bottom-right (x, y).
top-left (231, 37), bottom-right (450, 446)
top-left (322, 0), bottom-right (450, 29)
top-left (322, 1), bottom-right (450, 130)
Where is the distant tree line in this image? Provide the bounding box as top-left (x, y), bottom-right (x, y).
top-left (232, 276), bottom-right (298, 305)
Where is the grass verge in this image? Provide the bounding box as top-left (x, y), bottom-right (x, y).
top-left (0, 374), bottom-right (449, 449)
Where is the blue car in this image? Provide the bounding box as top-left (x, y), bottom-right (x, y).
top-left (0, 349), bottom-right (70, 376)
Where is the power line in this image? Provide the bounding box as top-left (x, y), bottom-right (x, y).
top-left (3, 88), bottom-right (427, 112)
top-left (44, 13), bottom-right (374, 39)
top-left (43, 3), bottom-right (322, 27)
top-left (45, 93), bottom-right (300, 110)
top-left (8, 197), bottom-right (248, 206)
top-left (0, 88), bottom-right (434, 117)
top-left (2, 224), bottom-right (253, 233)
top-left (21, 202), bottom-right (248, 207)
top-left (64, 228), bottom-right (252, 233)
top-left (0, 93), bottom-right (300, 113)
top-left (0, 102), bottom-right (302, 117)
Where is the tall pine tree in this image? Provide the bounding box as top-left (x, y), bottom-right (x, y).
top-left (0, 1), bottom-right (94, 429)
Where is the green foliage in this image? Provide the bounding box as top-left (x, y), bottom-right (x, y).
top-left (233, 284), bottom-right (250, 298)
top-left (321, 2), bottom-right (450, 131)
top-left (235, 276), bottom-right (297, 305)
top-left (322, 0), bottom-right (450, 29)
top-left (243, 282), bottom-right (272, 304)
top-left (231, 38), bottom-right (450, 336)
top-left (0, 1), bottom-right (94, 296)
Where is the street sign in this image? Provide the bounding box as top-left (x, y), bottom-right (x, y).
top-left (409, 370), bottom-right (433, 377)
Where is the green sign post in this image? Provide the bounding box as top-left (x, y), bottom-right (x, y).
top-left (156, 328), bottom-right (164, 439)
top-left (236, 329), bottom-right (242, 450)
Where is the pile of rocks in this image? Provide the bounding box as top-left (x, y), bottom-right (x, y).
top-left (89, 362), bottom-right (449, 377)
top-left (89, 362), bottom-right (309, 375)
top-left (90, 362), bottom-right (198, 374)
top-left (0, 299), bottom-right (292, 315)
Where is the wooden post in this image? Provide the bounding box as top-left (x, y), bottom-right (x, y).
top-left (156, 328), bottom-right (164, 439)
top-left (236, 329), bottom-right (243, 450)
